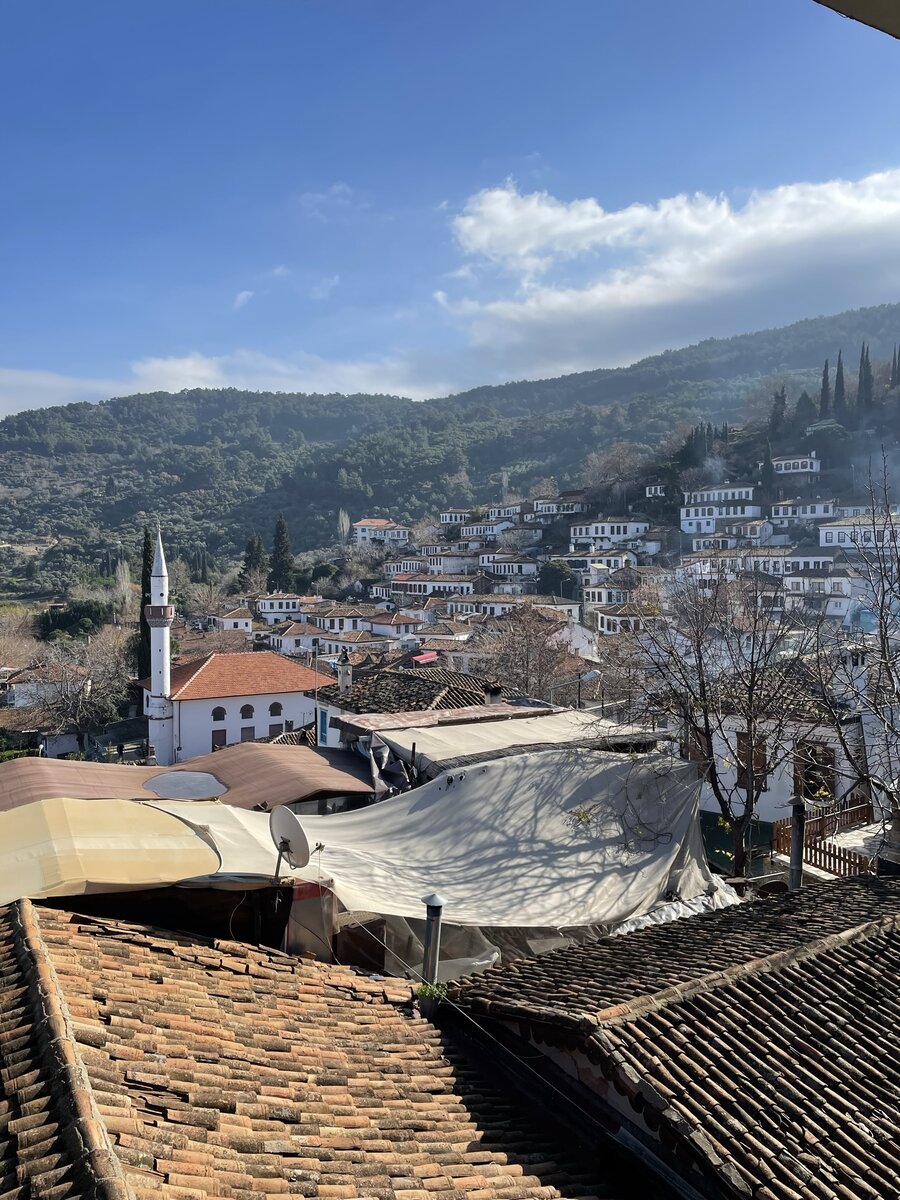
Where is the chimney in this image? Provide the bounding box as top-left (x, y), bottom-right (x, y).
top-left (337, 648), bottom-right (353, 696)
top-left (483, 681), bottom-right (503, 706)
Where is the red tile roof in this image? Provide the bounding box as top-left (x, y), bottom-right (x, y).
top-left (0, 900), bottom-right (632, 1200)
top-left (139, 651), bottom-right (333, 700)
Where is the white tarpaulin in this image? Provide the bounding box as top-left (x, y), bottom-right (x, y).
top-left (286, 749), bottom-right (719, 927)
top-left (0, 796), bottom-right (221, 905)
top-left (0, 750), bottom-right (722, 931)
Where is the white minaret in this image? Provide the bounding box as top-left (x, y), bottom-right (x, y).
top-left (144, 526), bottom-right (176, 765)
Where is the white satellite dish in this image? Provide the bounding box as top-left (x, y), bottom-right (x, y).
top-left (269, 805), bottom-right (311, 871)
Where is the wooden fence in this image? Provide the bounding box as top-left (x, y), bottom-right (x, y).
top-left (771, 799), bottom-right (877, 878)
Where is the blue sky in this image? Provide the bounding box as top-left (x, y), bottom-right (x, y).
top-left (2, 1), bottom-right (900, 411)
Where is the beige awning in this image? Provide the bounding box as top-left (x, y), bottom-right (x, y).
top-left (0, 796), bottom-right (221, 906)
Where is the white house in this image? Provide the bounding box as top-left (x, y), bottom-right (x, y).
top-left (353, 518), bottom-right (411, 546)
top-left (255, 594), bottom-right (318, 625)
top-left (527, 495), bottom-right (589, 520)
top-left (770, 499), bottom-right (836, 528)
top-left (697, 715), bottom-right (867, 825)
top-left (460, 519), bottom-right (515, 539)
top-left (569, 517), bottom-right (650, 549)
top-left (446, 594), bottom-right (581, 620)
top-left (212, 607), bottom-right (254, 634)
top-left (680, 483), bottom-right (761, 535)
top-left (269, 620), bottom-right (323, 656)
top-left (140, 650), bottom-right (331, 762)
top-left (757, 450), bottom-right (821, 476)
top-left (645, 484), bottom-right (666, 498)
top-left (439, 508), bottom-right (472, 525)
top-left (818, 512), bottom-right (900, 549)
top-left (479, 552), bottom-right (539, 577)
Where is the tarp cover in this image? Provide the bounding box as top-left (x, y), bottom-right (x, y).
top-left (0, 796), bottom-right (221, 904)
top-left (290, 748), bottom-right (717, 926)
top-left (0, 750), bottom-right (720, 931)
top-left (0, 743), bottom-right (373, 812)
top-left (377, 710), bottom-right (651, 775)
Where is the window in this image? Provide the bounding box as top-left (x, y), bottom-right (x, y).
top-left (794, 743), bottom-right (835, 802)
top-left (825, 532), bottom-right (834, 543)
top-left (240, 704), bottom-right (255, 719)
top-left (736, 732), bottom-right (768, 791)
top-left (269, 702), bottom-right (283, 717)
top-left (240, 726), bottom-right (255, 742)
top-left (211, 729), bottom-right (227, 750)
top-left (684, 731), bottom-right (712, 779)
top-left (269, 723), bottom-right (284, 737)
top-left (212, 706), bottom-right (226, 722)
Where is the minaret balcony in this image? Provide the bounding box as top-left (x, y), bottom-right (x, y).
top-left (145, 604), bottom-right (175, 627)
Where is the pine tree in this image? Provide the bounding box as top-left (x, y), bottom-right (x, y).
top-left (793, 390), bottom-right (817, 430)
top-left (760, 445), bottom-right (776, 501)
top-left (833, 349), bottom-right (846, 423)
top-left (819, 359), bottom-right (831, 419)
top-left (137, 525), bottom-right (153, 680)
top-left (268, 514), bottom-right (294, 592)
top-left (891, 345), bottom-right (898, 390)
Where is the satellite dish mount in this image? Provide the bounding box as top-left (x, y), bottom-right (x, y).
top-left (269, 806), bottom-right (314, 880)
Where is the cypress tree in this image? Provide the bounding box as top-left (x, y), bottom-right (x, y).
top-left (856, 343), bottom-right (868, 414)
top-left (760, 446), bottom-right (776, 501)
top-left (137, 525), bottom-right (153, 680)
top-left (268, 514), bottom-right (294, 592)
top-left (891, 346), bottom-right (898, 389)
top-left (768, 386), bottom-right (787, 438)
top-left (863, 344), bottom-right (875, 411)
top-left (833, 349), bottom-right (846, 422)
top-left (819, 359), bottom-right (831, 419)
top-left (238, 533), bottom-right (270, 591)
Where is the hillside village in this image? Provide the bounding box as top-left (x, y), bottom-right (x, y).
top-left (2, 248), bottom-right (900, 1200)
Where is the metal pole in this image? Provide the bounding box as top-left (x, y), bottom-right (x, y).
top-left (789, 799), bottom-right (806, 892)
top-left (421, 893), bottom-right (446, 985)
top-left (577, 674), bottom-right (583, 710)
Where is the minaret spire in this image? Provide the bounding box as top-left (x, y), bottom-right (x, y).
top-left (144, 524), bottom-right (175, 765)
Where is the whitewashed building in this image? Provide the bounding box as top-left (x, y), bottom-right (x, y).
top-left (140, 650), bottom-right (330, 761)
top-left (353, 518), bottom-right (411, 546)
top-left (680, 483), bottom-right (761, 535)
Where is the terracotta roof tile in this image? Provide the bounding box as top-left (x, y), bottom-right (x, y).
top-left (453, 877), bottom-right (900, 1200)
top-left (139, 652), bottom-right (333, 701)
top-left (0, 902), bottom-right (633, 1200)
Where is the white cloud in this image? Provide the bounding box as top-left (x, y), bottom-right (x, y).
top-left (0, 349), bottom-right (456, 415)
top-left (270, 264), bottom-right (290, 278)
top-left (296, 182), bottom-right (363, 222)
top-left (232, 289), bottom-right (254, 310)
top-left (445, 170), bottom-right (900, 375)
top-left (309, 273), bottom-right (340, 301)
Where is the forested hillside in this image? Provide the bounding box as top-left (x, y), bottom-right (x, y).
top-left (2, 301), bottom-right (900, 591)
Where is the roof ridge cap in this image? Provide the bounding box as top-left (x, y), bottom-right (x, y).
top-left (593, 909), bottom-right (900, 1028)
top-left (13, 899), bottom-right (135, 1197)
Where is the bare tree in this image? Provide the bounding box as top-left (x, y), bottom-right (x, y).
top-left (113, 559), bottom-right (136, 624)
top-left (187, 578), bottom-right (228, 616)
top-left (337, 508), bottom-right (351, 543)
top-left (0, 611), bottom-right (39, 669)
top-left (637, 568), bottom-right (828, 875)
top-left (35, 628), bottom-right (132, 739)
top-left (810, 470), bottom-right (900, 863)
top-left (470, 603), bottom-right (580, 702)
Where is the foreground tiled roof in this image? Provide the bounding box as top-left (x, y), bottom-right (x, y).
top-left (0, 901), bottom-right (633, 1200)
top-left (139, 651), bottom-right (333, 700)
top-left (454, 877), bottom-right (900, 1200)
